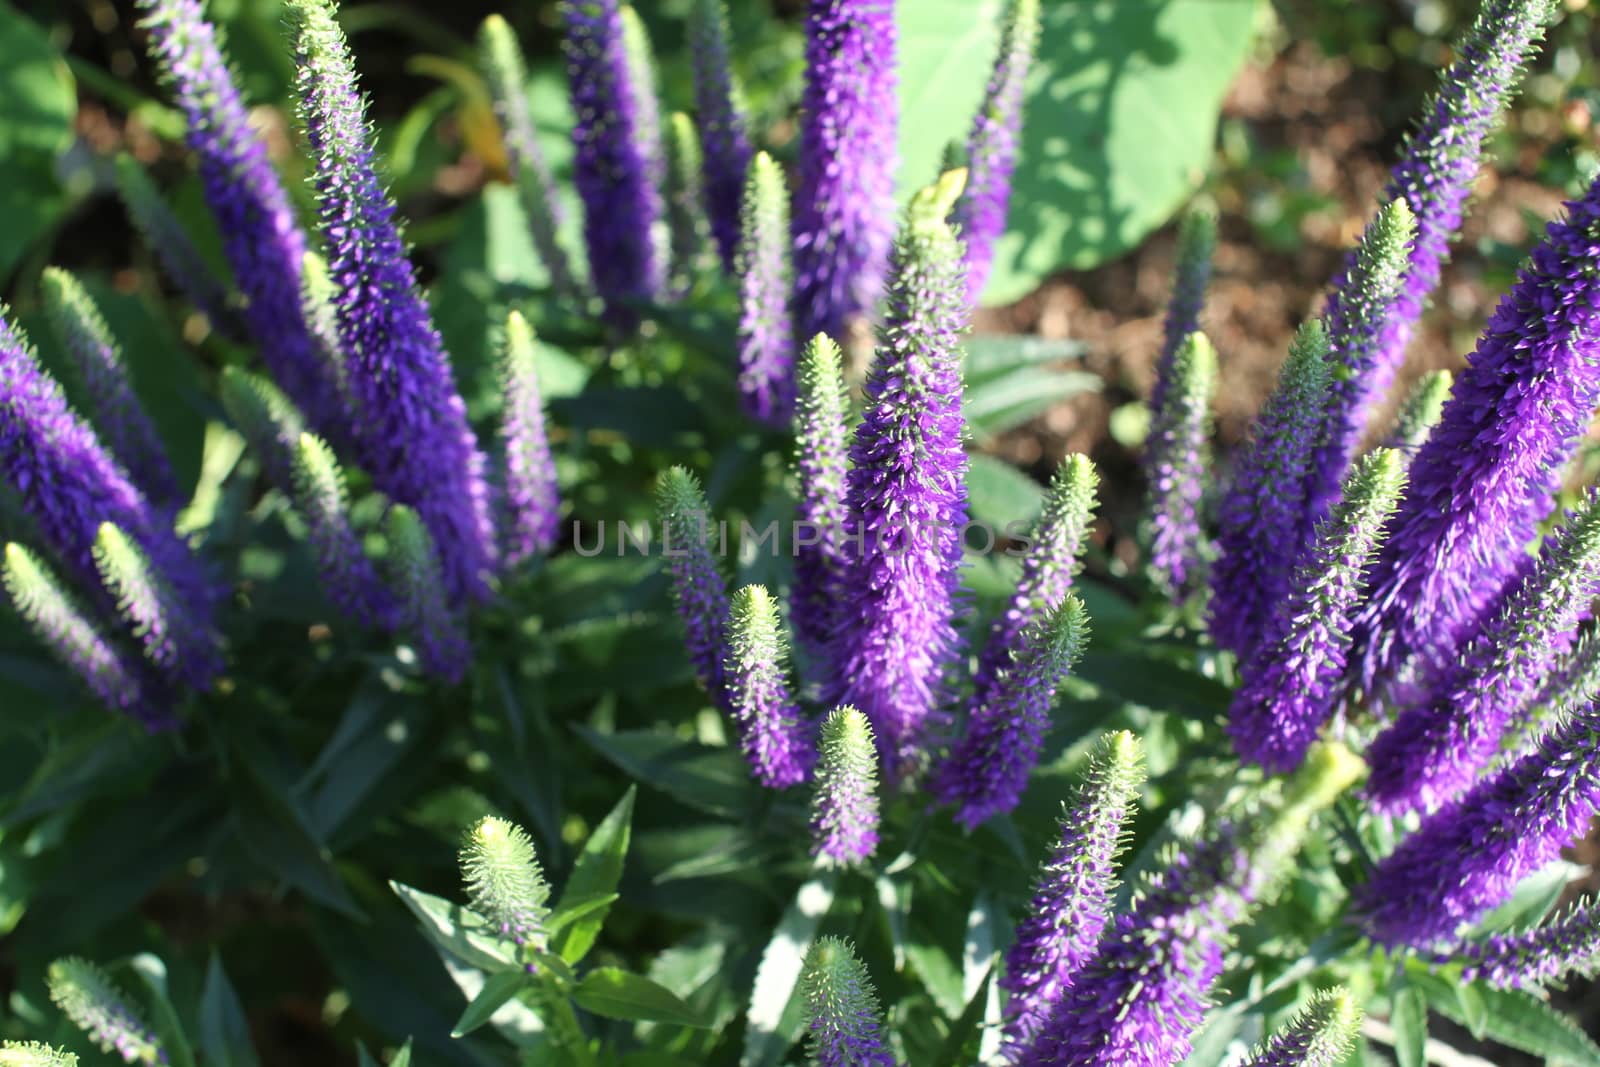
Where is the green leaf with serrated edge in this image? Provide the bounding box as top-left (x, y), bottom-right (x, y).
top-left (742, 874), bottom-right (835, 1067)
top-left (1432, 985), bottom-right (1600, 1066)
top-left (130, 954), bottom-right (197, 1067)
top-left (200, 954), bottom-right (260, 1067)
top-left (1473, 859), bottom-right (1585, 935)
top-left (389, 881), bottom-right (517, 972)
top-left (575, 727), bottom-right (753, 816)
top-left (1390, 987), bottom-right (1427, 1067)
top-left (967, 367), bottom-right (1101, 440)
top-left (451, 969), bottom-right (528, 1038)
top-left (572, 968), bottom-right (711, 1029)
top-left (552, 786), bottom-right (635, 964)
top-left (964, 335), bottom-right (1086, 385)
top-left (966, 454), bottom-right (1045, 533)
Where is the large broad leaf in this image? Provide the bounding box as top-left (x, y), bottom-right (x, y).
top-left (0, 1), bottom-right (75, 281)
top-left (897, 0), bottom-right (1258, 304)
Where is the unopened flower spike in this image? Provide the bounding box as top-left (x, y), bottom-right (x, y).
top-left (810, 706), bottom-right (880, 868)
top-left (136, 0), bottom-right (343, 438)
top-left (461, 815), bottom-right (551, 952)
top-left (954, 0), bottom-right (1040, 302)
top-left (1142, 330), bottom-right (1217, 602)
top-left (935, 595), bottom-right (1091, 828)
top-left (291, 434), bottom-right (393, 629)
top-left (478, 15), bottom-right (581, 295)
top-left (40, 267), bottom-right (181, 510)
top-left (792, 0), bottom-right (899, 343)
top-left (0, 1042), bottom-right (78, 1067)
top-left (0, 308), bottom-right (214, 626)
top-left (1318, 0), bottom-right (1554, 455)
top-left (3, 543), bottom-right (167, 727)
top-left (828, 169), bottom-right (971, 781)
top-left (1305, 199), bottom-right (1416, 522)
top-left (1441, 896), bottom-right (1600, 989)
top-left (112, 154), bottom-right (243, 343)
top-left (1210, 321), bottom-right (1331, 658)
top-left (94, 522), bottom-right (221, 689)
top-left (563, 0), bottom-right (666, 327)
top-left (688, 0), bottom-right (752, 271)
top-left (1359, 700), bottom-right (1600, 948)
top-left (1237, 988), bottom-right (1362, 1067)
top-left (1029, 743), bottom-right (1363, 1066)
top-left (383, 504), bottom-right (471, 683)
top-left (725, 586), bottom-right (816, 788)
top-left (47, 957), bottom-right (164, 1066)
top-left (736, 152), bottom-right (797, 426)
top-left (1502, 627), bottom-right (1600, 763)
top-left (665, 112), bottom-right (712, 290)
top-left (790, 333), bottom-right (852, 663)
top-left (1389, 368), bottom-right (1452, 458)
top-left (656, 467), bottom-right (730, 705)
top-left (800, 936), bottom-right (895, 1067)
top-left (1354, 166), bottom-right (1600, 699)
top-left (298, 250), bottom-right (349, 403)
top-left (497, 311), bottom-right (561, 569)
top-left (1147, 207), bottom-right (1215, 416)
top-left (619, 5), bottom-right (664, 188)
top-left (998, 731), bottom-right (1143, 1059)
top-left (219, 367), bottom-right (305, 492)
top-left (288, 0), bottom-right (496, 606)
top-left (969, 453), bottom-right (1098, 710)
top-left (1229, 449), bottom-right (1407, 774)
top-left (1366, 488), bottom-right (1600, 813)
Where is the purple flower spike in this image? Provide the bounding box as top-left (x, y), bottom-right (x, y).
top-left (479, 15), bottom-right (581, 296)
top-left (113, 154), bottom-right (245, 343)
top-left (736, 152), bottom-right (797, 426)
top-left (1358, 701), bottom-right (1600, 949)
top-left (665, 112), bottom-right (713, 290)
top-left (724, 585), bottom-right (816, 789)
top-left (1444, 897), bottom-right (1600, 989)
top-left (1143, 331), bottom-right (1217, 602)
top-left (801, 937), bottom-right (896, 1067)
top-left (1209, 321), bottom-right (1330, 658)
top-left (935, 596), bottom-right (1091, 828)
top-left (790, 333), bottom-right (852, 665)
top-left (1027, 743), bottom-right (1363, 1067)
top-left (970, 454), bottom-right (1098, 711)
top-left (1313, 0), bottom-right (1553, 471)
top-left (93, 521), bottom-right (222, 690)
top-left (288, 0), bottom-right (497, 606)
top-left (1388, 368), bottom-right (1452, 460)
top-left (291, 434), bottom-right (393, 629)
top-left (0, 309), bottom-right (215, 640)
top-left (1303, 199), bottom-right (1415, 522)
top-left (657, 467), bottom-right (730, 705)
top-left (1147, 208), bottom-right (1215, 416)
top-left (810, 706), bottom-right (880, 867)
top-left (688, 0), bottom-right (753, 272)
top-left (41, 268), bottom-right (181, 510)
top-left (998, 731), bottom-right (1143, 1060)
top-left (1237, 989), bottom-right (1362, 1067)
top-left (383, 504), bottom-right (470, 683)
top-left (218, 367), bottom-right (304, 492)
top-left (1365, 490), bottom-right (1600, 813)
top-left (498, 311), bottom-right (561, 569)
top-left (1229, 449), bottom-right (1407, 774)
top-left (137, 0), bottom-right (343, 440)
top-left (3, 542), bottom-right (169, 727)
top-left (827, 171), bottom-right (971, 782)
top-left (792, 0), bottom-right (898, 343)
top-left (563, 0), bottom-right (666, 328)
top-left (954, 0), bottom-right (1040, 303)
top-left (1503, 627), bottom-right (1600, 763)
top-left (47, 958), bottom-right (165, 1066)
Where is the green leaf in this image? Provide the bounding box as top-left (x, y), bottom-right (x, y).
top-left (964, 335), bottom-right (1086, 385)
top-left (1473, 859), bottom-right (1585, 936)
top-left (967, 366), bottom-right (1100, 440)
top-left (551, 786), bottom-right (636, 964)
top-left (546, 893), bottom-right (621, 936)
top-left (572, 968), bottom-right (711, 1029)
top-left (389, 881), bottom-right (518, 973)
top-left (0, 0), bottom-right (75, 281)
top-left (965, 454), bottom-right (1045, 534)
top-left (231, 744), bottom-right (363, 919)
top-left (575, 727), bottom-right (754, 816)
top-left (742, 875), bottom-right (835, 1067)
top-left (200, 954), bottom-right (261, 1067)
top-left (1389, 987), bottom-right (1427, 1067)
top-left (129, 954), bottom-right (197, 1067)
top-left (1431, 985), bottom-right (1600, 1066)
top-left (451, 969), bottom-right (529, 1038)
top-left (896, 0), bottom-right (1257, 303)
